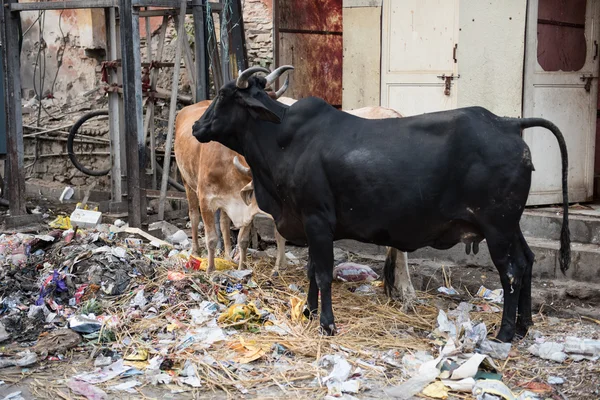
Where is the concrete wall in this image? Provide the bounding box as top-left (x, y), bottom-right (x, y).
top-left (342, 0), bottom-right (382, 110)
top-left (456, 0), bottom-right (527, 117)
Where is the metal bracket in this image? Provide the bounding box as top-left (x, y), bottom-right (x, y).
top-left (437, 74), bottom-right (460, 96)
top-left (580, 74), bottom-right (596, 93)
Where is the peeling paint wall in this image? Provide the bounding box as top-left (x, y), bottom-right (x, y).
top-left (19, 2), bottom-right (274, 190)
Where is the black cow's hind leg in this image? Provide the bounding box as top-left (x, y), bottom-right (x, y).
top-left (486, 231), bottom-right (523, 343)
top-left (304, 216), bottom-right (336, 336)
top-left (516, 230), bottom-right (535, 338)
top-left (305, 256), bottom-right (319, 319)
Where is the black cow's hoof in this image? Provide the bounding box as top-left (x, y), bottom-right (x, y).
top-left (271, 270), bottom-right (279, 278)
top-left (319, 323), bottom-right (337, 336)
top-left (495, 328), bottom-right (515, 343)
top-left (304, 307), bottom-right (318, 320)
top-left (515, 321), bottom-right (533, 339)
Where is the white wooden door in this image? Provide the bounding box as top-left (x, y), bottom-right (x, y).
top-left (380, 0), bottom-right (460, 116)
top-left (523, 0), bottom-right (600, 205)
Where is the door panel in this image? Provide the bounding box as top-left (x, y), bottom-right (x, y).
top-left (523, 0), bottom-right (600, 205)
top-left (381, 0), bottom-right (459, 115)
top-left (275, 0), bottom-right (343, 107)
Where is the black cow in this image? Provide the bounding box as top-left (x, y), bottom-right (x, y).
top-left (193, 66), bottom-right (570, 342)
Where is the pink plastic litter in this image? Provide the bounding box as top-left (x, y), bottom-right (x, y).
top-left (333, 262), bottom-right (379, 283)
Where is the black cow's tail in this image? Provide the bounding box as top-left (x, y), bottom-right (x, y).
top-left (383, 247), bottom-right (397, 296)
top-left (517, 118), bottom-right (571, 274)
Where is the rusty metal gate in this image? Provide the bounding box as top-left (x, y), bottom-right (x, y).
top-left (274, 0), bottom-right (342, 108)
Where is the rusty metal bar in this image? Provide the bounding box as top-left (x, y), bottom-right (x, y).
top-left (144, 15), bottom-right (169, 190)
top-left (120, 0), bottom-right (147, 227)
top-left (158, 0), bottom-right (186, 221)
top-left (173, 14), bottom-right (197, 101)
top-left (10, 0), bottom-right (117, 11)
top-left (1, 0), bottom-right (27, 215)
top-left (278, 28), bottom-right (343, 36)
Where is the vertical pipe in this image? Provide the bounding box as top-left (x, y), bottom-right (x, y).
top-left (173, 13), bottom-right (197, 102)
top-left (157, 0), bottom-right (187, 221)
top-left (106, 6), bottom-right (122, 202)
top-left (119, 0), bottom-right (147, 227)
top-left (192, 0), bottom-right (208, 101)
top-left (1, 0), bottom-right (27, 216)
top-left (144, 9), bottom-right (156, 189)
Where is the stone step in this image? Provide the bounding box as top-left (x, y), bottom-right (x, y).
top-left (521, 209), bottom-right (600, 245)
top-left (406, 236), bottom-right (600, 284)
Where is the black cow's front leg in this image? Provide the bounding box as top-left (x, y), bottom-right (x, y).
top-left (305, 217), bottom-right (335, 335)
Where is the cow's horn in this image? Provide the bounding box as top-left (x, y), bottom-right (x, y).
top-left (233, 156), bottom-right (251, 177)
top-left (236, 66), bottom-right (271, 89)
top-left (275, 76), bottom-right (290, 99)
top-left (265, 65), bottom-right (294, 88)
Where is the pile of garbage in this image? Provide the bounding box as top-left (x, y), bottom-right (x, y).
top-left (1, 218), bottom-right (599, 399)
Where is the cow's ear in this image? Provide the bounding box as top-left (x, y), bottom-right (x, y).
top-left (240, 182), bottom-right (254, 206)
top-left (241, 94), bottom-right (286, 124)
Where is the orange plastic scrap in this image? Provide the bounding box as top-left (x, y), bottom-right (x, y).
top-left (167, 271), bottom-right (187, 281)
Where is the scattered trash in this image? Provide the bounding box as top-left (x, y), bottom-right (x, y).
top-left (0, 351), bottom-right (37, 369)
top-left (70, 208), bottom-right (103, 229)
top-left (384, 356), bottom-right (441, 400)
top-left (49, 215), bottom-right (72, 230)
top-left (548, 376), bottom-right (565, 385)
top-left (67, 378), bottom-right (108, 400)
top-left (479, 339), bottom-right (512, 360)
top-left (476, 286), bottom-right (504, 303)
top-left (423, 381), bottom-right (450, 399)
top-left (109, 380), bottom-right (141, 393)
top-left (353, 284), bottom-right (376, 295)
top-left (94, 355), bottom-right (113, 367)
top-left (32, 329), bottom-right (81, 356)
top-left (167, 270), bottom-right (187, 281)
top-left (1, 392), bottom-right (25, 400)
top-left (59, 186), bottom-right (75, 203)
top-left (333, 262), bottom-right (379, 282)
top-left (438, 286), bottom-right (460, 296)
top-left (113, 219), bottom-right (126, 228)
top-left (69, 315), bottom-right (102, 334)
top-left (168, 230), bottom-right (188, 244)
top-left (0, 322), bottom-right (9, 342)
top-left (73, 359), bottom-right (131, 384)
top-left (564, 336), bottom-right (600, 357)
top-left (320, 354), bottom-right (352, 383)
top-left (528, 342), bottom-right (567, 363)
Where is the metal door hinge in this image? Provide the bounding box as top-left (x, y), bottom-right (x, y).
top-left (437, 74), bottom-right (460, 96)
top-left (580, 74), bottom-right (597, 93)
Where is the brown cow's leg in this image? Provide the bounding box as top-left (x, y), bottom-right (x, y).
top-left (392, 249), bottom-right (416, 310)
top-left (200, 203), bottom-right (218, 274)
top-left (236, 224), bottom-right (251, 270)
top-left (220, 211), bottom-right (233, 260)
top-left (184, 183), bottom-right (202, 256)
top-left (272, 228), bottom-right (287, 277)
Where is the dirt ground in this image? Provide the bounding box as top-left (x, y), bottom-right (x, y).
top-left (0, 208), bottom-right (600, 400)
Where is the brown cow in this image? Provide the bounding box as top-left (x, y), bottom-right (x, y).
top-left (174, 70), bottom-right (292, 274)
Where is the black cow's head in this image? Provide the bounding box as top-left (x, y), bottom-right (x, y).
top-left (192, 65), bottom-right (294, 154)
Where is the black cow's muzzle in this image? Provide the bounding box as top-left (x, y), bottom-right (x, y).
top-left (192, 120), bottom-right (210, 143)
